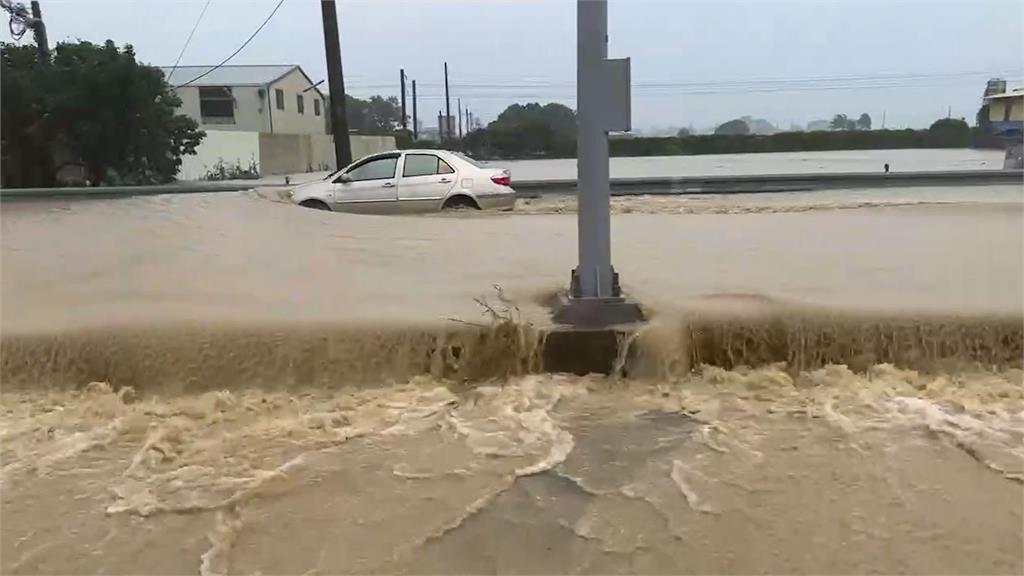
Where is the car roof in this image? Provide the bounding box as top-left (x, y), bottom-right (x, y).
top-left (372, 149), bottom-right (454, 155)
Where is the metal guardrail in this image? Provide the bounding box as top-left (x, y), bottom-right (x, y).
top-left (2, 170), bottom-right (1021, 200)
top-left (514, 169), bottom-right (1024, 197)
top-left (0, 182), bottom-right (262, 199)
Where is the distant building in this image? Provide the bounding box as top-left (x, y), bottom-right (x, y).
top-left (985, 88), bottom-right (1024, 136)
top-left (161, 65), bottom-right (393, 178)
top-left (806, 119), bottom-right (831, 131)
top-left (984, 78), bottom-right (1007, 99)
top-left (162, 65), bottom-right (327, 135)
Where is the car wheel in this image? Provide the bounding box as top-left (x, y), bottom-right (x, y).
top-left (442, 195), bottom-right (480, 211)
top-left (299, 199), bottom-right (331, 211)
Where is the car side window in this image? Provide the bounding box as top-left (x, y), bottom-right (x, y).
top-left (437, 158), bottom-right (455, 174)
top-left (403, 154), bottom-right (439, 178)
top-left (341, 156), bottom-right (398, 182)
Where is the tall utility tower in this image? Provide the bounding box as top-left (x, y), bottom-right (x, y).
top-left (412, 80), bottom-right (418, 140)
top-left (399, 69), bottom-right (407, 130)
top-left (552, 0), bottom-right (642, 327)
top-left (444, 62), bottom-right (451, 143)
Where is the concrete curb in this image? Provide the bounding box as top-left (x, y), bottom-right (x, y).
top-left (514, 169), bottom-right (1024, 197)
top-left (2, 169), bottom-right (1021, 201)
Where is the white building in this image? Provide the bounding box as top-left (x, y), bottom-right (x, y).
top-left (162, 65), bottom-right (393, 179)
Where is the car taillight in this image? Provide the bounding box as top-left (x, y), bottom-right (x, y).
top-left (491, 174), bottom-right (511, 186)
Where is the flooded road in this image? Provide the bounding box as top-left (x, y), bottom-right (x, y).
top-left (1, 185), bottom-right (1022, 574)
top-left (2, 368), bottom-right (1021, 574)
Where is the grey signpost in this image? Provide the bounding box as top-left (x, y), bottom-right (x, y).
top-left (553, 0), bottom-right (643, 327)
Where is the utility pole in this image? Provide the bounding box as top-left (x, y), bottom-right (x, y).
top-left (29, 1), bottom-right (47, 60)
top-left (320, 0), bottom-right (352, 168)
top-left (444, 62), bottom-right (451, 144)
top-left (552, 0), bottom-right (641, 326)
top-left (438, 110), bottom-right (443, 141)
top-left (1, 0), bottom-right (49, 60)
top-left (412, 80), bottom-right (418, 140)
top-left (400, 69), bottom-right (407, 130)
top-left (458, 98), bottom-right (463, 139)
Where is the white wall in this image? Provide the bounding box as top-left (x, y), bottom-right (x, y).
top-left (174, 86), bottom-right (271, 133)
top-left (177, 132), bottom-right (396, 179)
top-left (267, 69), bottom-right (328, 135)
top-left (177, 131), bottom-right (261, 180)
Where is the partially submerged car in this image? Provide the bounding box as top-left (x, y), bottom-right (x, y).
top-left (290, 150), bottom-right (516, 213)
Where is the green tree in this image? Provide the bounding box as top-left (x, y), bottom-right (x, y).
top-left (976, 104), bottom-right (992, 132)
top-left (1, 40), bottom-right (204, 187)
top-left (830, 114), bottom-right (857, 131)
top-left (714, 119), bottom-right (750, 135)
top-left (927, 117), bottom-right (970, 146)
top-left (344, 95), bottom-right (403, 132)
top-left (856, 113), bottom-right (872, 130)
top-left (464, 102), bottom-right (577, 158)
top-left (676, 127), bottom-right (692, 137)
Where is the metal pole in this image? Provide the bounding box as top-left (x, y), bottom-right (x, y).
top-left (320, 0), bottom-right (352, 168)
top-left (444, 62), bottom-right (451, 144)
top-left (412, 80), bottom-right (418, 140)
top-left (29, 1), bottom-right (48, 61)
top-left (400, 68), bottom-right (407, 130)
top-left (575, 0), bottom-right (612, 298)
top-left (458, 98), bottom-right (463, 139)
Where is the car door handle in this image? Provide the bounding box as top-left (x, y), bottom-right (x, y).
top-left (438, 178), bottom-right (451, 183)
top-left (382, 182), bottom-right (395, 188)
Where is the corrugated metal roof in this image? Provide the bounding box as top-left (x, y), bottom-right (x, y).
top-left (986, 89), bottom-right (1024, 100)
top-left (161, 65), bottom-right (296, 87)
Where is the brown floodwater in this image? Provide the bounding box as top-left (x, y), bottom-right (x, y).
top-left (1, 187), bottom-right (1022, 574)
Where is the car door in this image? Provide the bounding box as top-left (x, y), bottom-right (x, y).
top-left (396, 153), bottom-right (458, 212)
top-left (331, 154), bottom-right (400, 213)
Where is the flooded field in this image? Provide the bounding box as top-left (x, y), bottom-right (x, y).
top-left (2, 185), bottom-right (1022, 574)
top-left (503, 148), bottom-right (1006, 181)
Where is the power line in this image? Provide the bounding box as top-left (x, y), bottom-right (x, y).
top-left (166, 0), bottom-right (212, 84)
top-left (175, 0), bottom-right (285, 88)
top-left (345, 69), bottom-right (1022, 93)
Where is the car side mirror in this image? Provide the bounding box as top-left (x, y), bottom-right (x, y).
top-left (337, 173), bottom-right (352, 183)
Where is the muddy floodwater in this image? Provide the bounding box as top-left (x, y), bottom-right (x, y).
top-left (1, 185), bottom-right (1022, 574)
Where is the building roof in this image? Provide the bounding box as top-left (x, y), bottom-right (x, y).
top-left (985, 89), bottom-right (1024, 101)
top-left (161, 65), bottom-right (298, 87)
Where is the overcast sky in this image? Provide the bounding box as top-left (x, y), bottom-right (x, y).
top-left (33, 0), bottom-right (1024, 131)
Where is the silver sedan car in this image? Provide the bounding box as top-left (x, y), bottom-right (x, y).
top-left (290, 150), bottom-right (516, 213)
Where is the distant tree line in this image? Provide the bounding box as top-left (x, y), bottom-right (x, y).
top-left (450, 101), bottom-right (998, 160)
top-left (611, 119), bottom-right (990, 158)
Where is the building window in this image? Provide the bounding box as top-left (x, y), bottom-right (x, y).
top-left (296, 94), bottom-right (304, 115)
top-left (275, 88), bottom-right (285, 110)
top-left (198, 86), bottom-right (234, 124)
top-left (314, 99), bottom-right (321, 116)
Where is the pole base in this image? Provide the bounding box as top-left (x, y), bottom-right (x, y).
top-left (550, 292), bottom-right (645, 328)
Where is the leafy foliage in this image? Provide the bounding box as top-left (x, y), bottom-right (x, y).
top-left (463, 102), bottom-right (576, 158)
top-left (1, 40), bottom-right (205, 187)
top-left (927, 118), bottom-right (970, 146)
top-left (714, 119), bottom-right (750, 135)
top-left (856, 113), bottom-right (872, 130)
top-left (344, 94), bottom-right (403, 132)
top-left (976, 104), bottom-right (991, 132)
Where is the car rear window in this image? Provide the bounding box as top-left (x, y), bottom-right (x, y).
top-left (452, 152), bottom-right (486, 168)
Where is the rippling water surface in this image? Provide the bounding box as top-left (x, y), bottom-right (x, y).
top-left (1, 185), bottom-right (1022, 574)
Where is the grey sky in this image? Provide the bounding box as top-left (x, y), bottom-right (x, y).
top-left (34, 0), bottom-right (1024, 131)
